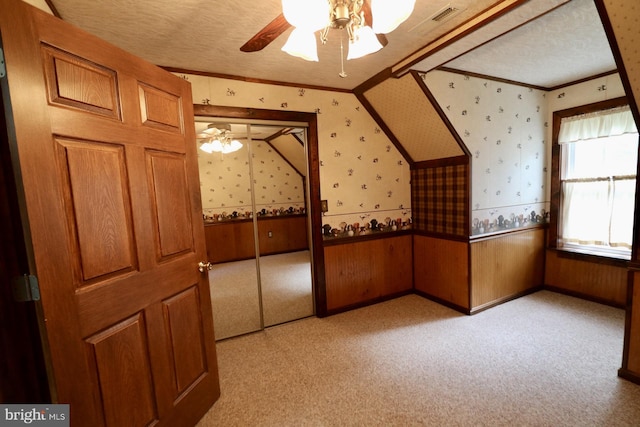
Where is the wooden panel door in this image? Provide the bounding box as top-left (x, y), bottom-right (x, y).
top-left (0, 1), bottom-right (219, 425)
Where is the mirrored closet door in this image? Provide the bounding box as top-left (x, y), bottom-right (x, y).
top-left (196, 119), bottom-right (314, 340)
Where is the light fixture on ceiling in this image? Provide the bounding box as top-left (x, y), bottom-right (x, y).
top-left (281, 0), bottom-right (415, 65)
top-left (198, 124), bottom-right (242, 154)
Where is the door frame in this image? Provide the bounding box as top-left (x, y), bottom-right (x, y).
top-left (193, 104), bottom-right (327, 317)
top-left (0, 80), bottom-right (50, 403)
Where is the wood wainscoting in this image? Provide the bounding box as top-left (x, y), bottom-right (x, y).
top-left (620, 270), bottom-right (640, 384)
top-left (470, 228), bottom-right (545, 312)
top-left (544, 249), bottom-right (627, 307)
top-left (324, 234), bottom-right (413, 312)
top-left (205, 220), bottom-right (255, 263)
top-left (413, 235), bottom-right (469, 311)
top-left (413, 228), bottom-right (545, 314)
top-left (258, 215), bottom-right (308, 256)
top-left (205, 214), bottom-right (308, 264)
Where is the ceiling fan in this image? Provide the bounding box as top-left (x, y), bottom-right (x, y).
top-left (197, 124), bottom-right (243, 154)
top-left (240, 0), bottom-right (415, 58)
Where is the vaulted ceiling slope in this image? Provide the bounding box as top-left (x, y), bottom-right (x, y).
top-left (46, 0), bottom-right (615, 91)
top-left (361, 72), bottom-right (464, 163)
top-left (435, 0), bottom-right (616, 89)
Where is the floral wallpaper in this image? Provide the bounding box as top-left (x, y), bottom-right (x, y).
top-left (422, 70), bottom-right (549, 235)
top-left (547, 73), bottom-right (625, 117)
top-left (177, 72), bottom-right (412, 232)
top-left (420, 70), bottom-right (627, 236)
top-left (198, 140), bottom-right (305, 219)
top-left (178, 69), bottom-right (626, 238)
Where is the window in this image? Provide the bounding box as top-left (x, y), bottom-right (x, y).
top-left (554, 102), bottom-right (638, 259)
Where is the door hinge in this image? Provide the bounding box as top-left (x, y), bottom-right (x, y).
top-left (12, 274), bottom-right (40, 302)
top-left (0, 47), bottom-right (5, 79)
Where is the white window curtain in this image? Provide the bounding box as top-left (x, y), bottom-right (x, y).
top-left (558, 105), bottom-right (637, 144)
top-left (559, 106), bottom-right (638, 254)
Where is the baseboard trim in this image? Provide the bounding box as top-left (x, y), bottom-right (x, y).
top-left (323, 285), bottom-right (623, 318)
top-left (323, 289), bottom-right (413, 317)
top-left (469, 286), bottom-right (543, 315)
top-left (618, 368), bottom-right (640, 385)
top-left (542, 285), bottom-right (625, 309)
top-left (413, 289), bottom-right (470, 315)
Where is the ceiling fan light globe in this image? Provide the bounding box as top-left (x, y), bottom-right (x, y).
top-left (221, 140), bottom-right (243, 154)
top-left (199, 141), bottom-right (215, 154)
top-left (347, 26), bottom-right (383, 60)
top-left (371, 0), bottom-right (415, 34)
top-left (210, 139), bottom-right (225, 152)
top-left (281, 0), bottom-right (330, 31)
top-left (229, 140), bottom-right (243, 152)
top-left (282, 28), bottom-right (319, 61)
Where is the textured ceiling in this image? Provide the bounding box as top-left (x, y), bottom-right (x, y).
top-left (44, 0), bottom-right (617, 91)
top-left (439, 0), bottom-right (617, 88)
top-left (47, 0), bottom-right (493, 90)
top-left (43, 0), bottom-right (615, 91)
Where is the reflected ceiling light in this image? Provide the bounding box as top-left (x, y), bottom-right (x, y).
top-left (281, 0), bottom-right (414, 70)
top-left (197, 124), bottom-right (243, 154)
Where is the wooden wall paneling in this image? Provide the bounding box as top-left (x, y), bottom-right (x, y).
top-left (413, 235), bottom-right (469, 310)
top-left (595, 0), bottom-right (640, 387)
top-left (622, 271), bottom-right (640, 377)
top-left (257, 215), bottom-right (308, 255)
top-left (470, 228), bottom-right (544, 311)
top-left (324, 236), bottom-right (412, 311)
top-left (324, 243), bottom-right (362, 311)
top-left (204, 215), bottom-right (308, 263)
top-left (544, 250), bottom-right (628, 307)
top-left (204, 221), bottom-right (256, 264)
top-left (381, 236), bottom-right (413, 296)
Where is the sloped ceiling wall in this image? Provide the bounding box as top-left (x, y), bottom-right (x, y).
top-left (269, 134), bottom-right (306, 177)
top-left (598, 0), bottom-right (640, 376)
top-left (361, 73), bottom-right (465, 163)
top-left (601, 0), bottom-right (640, 113)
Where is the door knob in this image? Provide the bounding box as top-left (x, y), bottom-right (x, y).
top-left (198, 261), bottom-right (213, 273)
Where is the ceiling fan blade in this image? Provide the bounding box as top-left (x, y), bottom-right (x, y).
top-left (376, 33), bottom-right (388, 47)
top-left (362, 0), bottom-right (388, 47)
top-left (240, 13), bottom-right (291, 52)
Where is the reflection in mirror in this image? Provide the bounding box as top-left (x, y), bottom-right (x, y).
top-left (197, 120), bottom-right (261, 340)
top-left (196, 119), bottom-right (314, 340)
top-left (251, 127), bottom-right (313, 327)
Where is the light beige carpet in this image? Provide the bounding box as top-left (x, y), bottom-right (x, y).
top-left (259, 250), bottom-right (314, 327)
top-left (209, 250), bottom-right (313, 340)
top-left (197, 291), bottom-right (640, 426)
